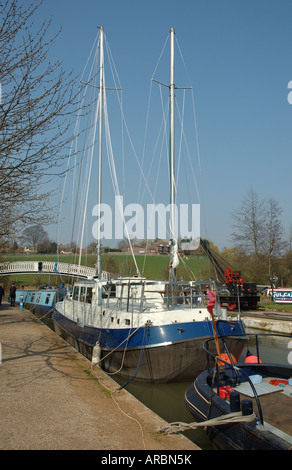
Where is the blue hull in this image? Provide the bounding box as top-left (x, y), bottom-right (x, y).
top-left (52, 309), bottom-right (246, 383)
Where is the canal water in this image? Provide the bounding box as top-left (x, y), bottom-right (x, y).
top-left (38, 310), bottom-right (291, 450)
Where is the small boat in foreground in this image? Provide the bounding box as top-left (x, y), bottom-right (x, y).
top-left (184, 332), bottom-right (292, 450)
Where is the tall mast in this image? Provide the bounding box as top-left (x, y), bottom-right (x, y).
top-left (169, 27), bottom-right (177, 282)
top-left (96, 26), bottom-right (104, 278)
top-left (169, 28), bottom-right (175, 214)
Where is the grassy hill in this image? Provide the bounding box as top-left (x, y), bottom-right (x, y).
top-left (0, 253), bottom-right (209, 288)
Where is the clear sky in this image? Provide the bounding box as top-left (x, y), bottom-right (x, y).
top-left (35, 0), bottom-right (292, 250)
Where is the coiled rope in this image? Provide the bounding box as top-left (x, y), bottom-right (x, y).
top-left (159, 411), bottom-right (256, 434)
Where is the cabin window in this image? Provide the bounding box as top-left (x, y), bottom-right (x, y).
top-left (79, 286), bottom-right (86, 302)
top-left (125, 319), bottom-right (130, 326)
top-left (45, 293), bottom-right (51, 305)
top-left (31, 293), bottom-right (35, 302)
top-left (102, 283), bottom-right (116, 298)
top-left (101, 287), bottom-right (107, 298)
top-left (73, 287), bottom-right (79, 301)
top-left (36, 293), bottom-right (41, 303)
top-left (85, 287), bottom-right (92, 304)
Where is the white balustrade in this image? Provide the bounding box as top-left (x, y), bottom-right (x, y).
top-left (0, 261), bottom-right (109, 279)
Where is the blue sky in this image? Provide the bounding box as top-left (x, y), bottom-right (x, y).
top-left (36, 0), bottom-right (292, 250)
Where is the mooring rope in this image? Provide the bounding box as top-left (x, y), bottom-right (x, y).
top-left (159, 411), bottom-right (256, 434)
top-left (38, 307), bottom-right (55, 321)
top-left (91, 325), bottom-right (142, 368)
top-left (119, 326), bottom-right (148, 389)
top-left (92, 365), bottom-right (147, 450)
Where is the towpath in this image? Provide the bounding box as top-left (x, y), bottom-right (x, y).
top-left (0, 302), bottom-right (199, 452)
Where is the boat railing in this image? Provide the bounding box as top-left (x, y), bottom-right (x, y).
top-left (103, 279), bottom-right (209, 312)
top-left (202, 329), bottom-right (292, 425)
top-left (162, 283), bottom-right (208, 309)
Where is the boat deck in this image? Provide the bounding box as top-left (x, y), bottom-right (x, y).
top-left (234, 377), bottom-right (292, 438)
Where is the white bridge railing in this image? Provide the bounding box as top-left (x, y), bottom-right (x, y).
top-left (0, 261), bottom-right (109, 279)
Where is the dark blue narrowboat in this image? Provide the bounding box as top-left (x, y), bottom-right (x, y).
top-left (184, 332), bottom-right (292, 450)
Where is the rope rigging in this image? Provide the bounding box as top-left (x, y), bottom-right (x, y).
top-left (57, 27), bottom-right (142, 278)
top-left (56, 27), bottom-right (206, 284)
top-left (137, 32), bottom-right (204, 278)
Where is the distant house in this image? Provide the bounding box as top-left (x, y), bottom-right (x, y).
top-left (24, 246), bottom-right (34, 253)
top-left (126, 244), bottom-right (145, 254)
top-left (157, 241), bottom-right (170, 254)
top-left (126, 240), bottom-right (171, 255)
top-left (58, 243), bottom-right (72, 254)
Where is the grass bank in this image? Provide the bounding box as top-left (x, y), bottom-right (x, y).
top-left (0, 253), bottom-right (209, 288)
top-left (259, 300), bottom-right (292, 312)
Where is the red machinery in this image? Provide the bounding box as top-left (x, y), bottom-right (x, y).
top-left (200, 239), bottom-right (259, 310)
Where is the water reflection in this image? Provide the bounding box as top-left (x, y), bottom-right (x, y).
top-left (242, 331), bottom-right (291, 365)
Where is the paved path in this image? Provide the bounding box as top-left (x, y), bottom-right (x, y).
top-left (0, 302), bottom-right (199, 452)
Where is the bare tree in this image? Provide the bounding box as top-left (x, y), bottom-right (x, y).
top-left (231, 188), bottom-right (265, 256)
top-left (288, 225), bottom-right (292, 253)
top-left (262, 198), bottom-right (286, 276)
top-left (20, 224), bottom-right (48, 253)
top-left (0, 0), bottom-right (78, 239)
top-left (232, 189), bottom-right (286, 276)
top-left (117, 238), bottom-right (130, 252)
